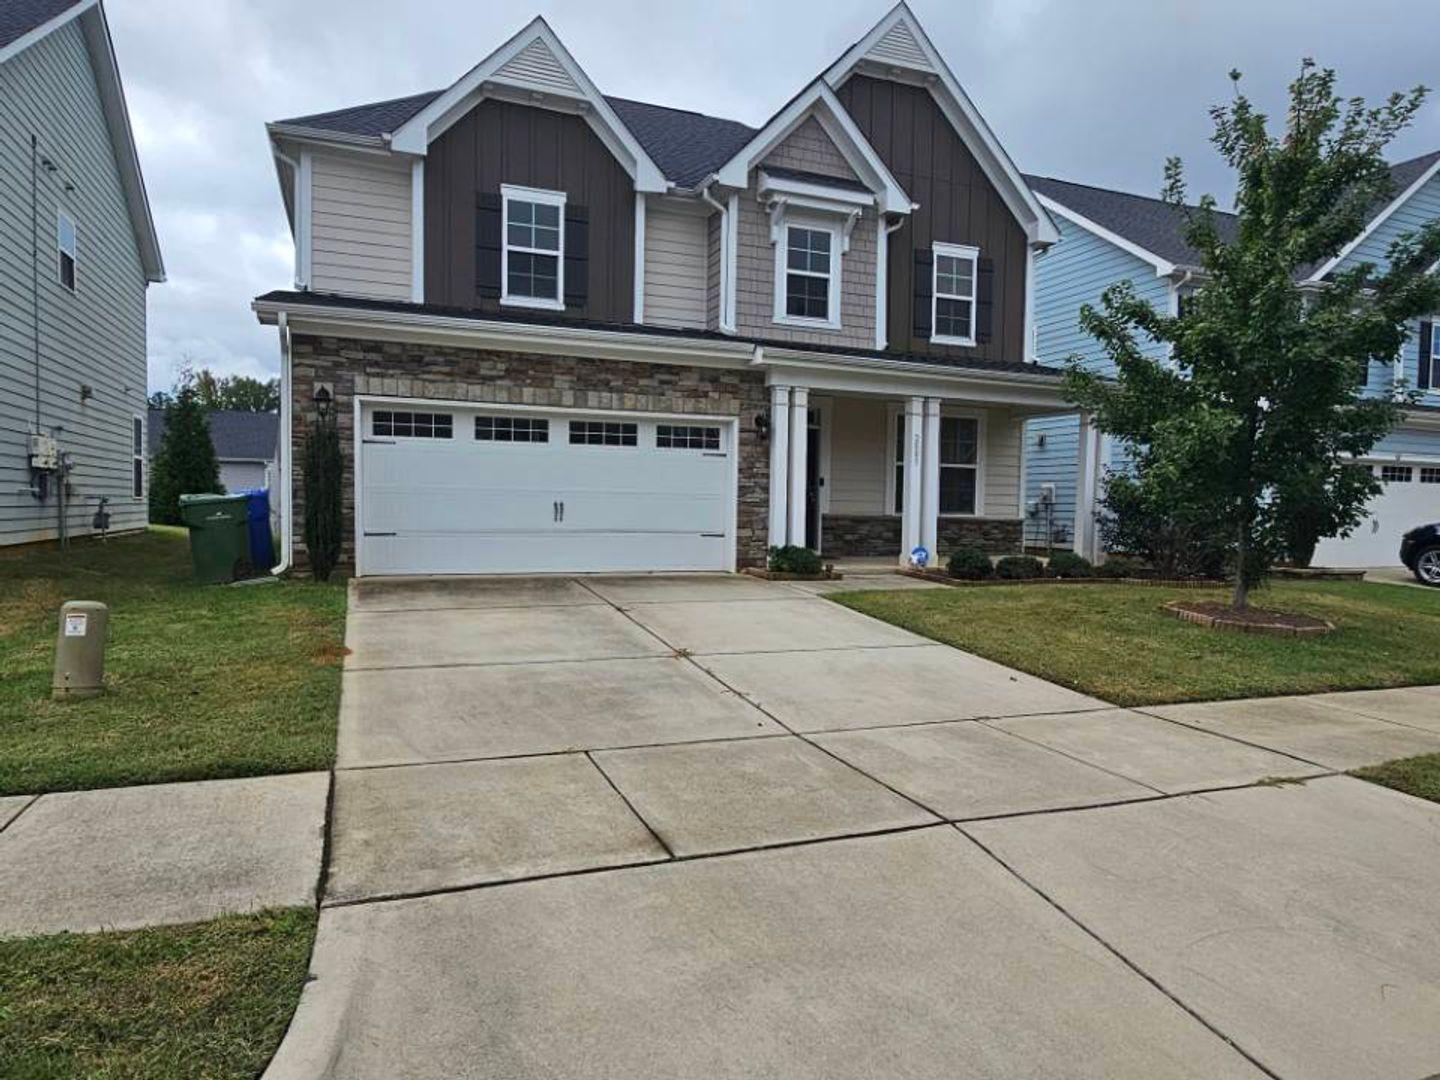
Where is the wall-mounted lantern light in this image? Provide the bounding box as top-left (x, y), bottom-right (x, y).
top-left (755, 412), bottom-right (770, 441)
top-left (313, 383), bottom-right (333, 420)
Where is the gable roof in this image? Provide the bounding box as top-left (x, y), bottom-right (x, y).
top-left (2, 0), bottom-right (163, 283)
top-left (148, 409), bottom-right (280, 462)
top-left (605, 97), bottom-right (755, 189)
top-left (1025, 174), bottom-right (1238, 271)
top-left (1304, 149), bottom-right (1440, 282)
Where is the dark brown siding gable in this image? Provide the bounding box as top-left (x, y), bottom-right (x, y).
top-left (424, 99), bottom-right (635, 322)
top-left (836, 76), bottom-right (1028, 363)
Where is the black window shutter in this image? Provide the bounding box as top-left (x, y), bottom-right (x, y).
top-left (975, 257), bottom-right (996, 346)
top-left (475, 192), bottom-right (502, 300)
top-left (564, 205), bottom-right (589, 310)
top-left (1419, 320), bottom-right (1434, 390)
top-left (912, 248), bottom-right (933, 340)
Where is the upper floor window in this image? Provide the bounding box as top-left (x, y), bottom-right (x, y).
top-left (131, 415), bottom-right (143, 499)
top-left (776, 222), bottom-right (839, 328)
top-left (932, 243), bottom-right (978, 345)
top-left (502, 185), bottom-right (564, 310)
top-left (1425, 318), bottom-right (1439, 391)
top-left (57, 211), bottom-right (78, 292)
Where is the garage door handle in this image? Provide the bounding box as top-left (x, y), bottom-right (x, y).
top-left (553, 501), bottom-right (566, 523)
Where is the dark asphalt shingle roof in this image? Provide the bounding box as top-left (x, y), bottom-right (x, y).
top-left (1024, 174), bottom-right (1239, 267)
top-left (273, 89), bottom-right (756, 189)
top-left (1, 0), bottom-right (84, 51)
top-left (760, 164), bottom-right (871, 193)
top-left (148, 409), bottom-right (279, 462)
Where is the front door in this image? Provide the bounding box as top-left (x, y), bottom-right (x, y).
top-left (805, 409), bottom-right (822, 550)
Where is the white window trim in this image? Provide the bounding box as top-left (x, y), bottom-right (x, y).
top-left (500, 184), bottom-right (566, 312)
top-left (132, 414), bottom-right (144, 500)
top-left (774, 217), bottom-right (842, 330)
top-left (931, 242), bottom-right (978, 347)
top-left (886, 406), bottom-right (986, 518)
top-left (1426, 315), bottom-right (1440, 394)
top-left (57, 209), bottom-right (78, 292)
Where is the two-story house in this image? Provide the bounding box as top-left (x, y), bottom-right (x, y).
top-left (253, 4), bottom-right (1096, 577)
top-left (1023, 159), bottom-right (1440, 568)
top-left (0, 0), bottom-right (164, 546)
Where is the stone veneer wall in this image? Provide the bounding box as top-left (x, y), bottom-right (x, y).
top-left (822, 514), bottom-right (1023, 557)
top-left (288, 334), bottom-right (770, 572)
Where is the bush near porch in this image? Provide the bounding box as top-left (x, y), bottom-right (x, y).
top-left (0, 528), bottom-right (346, 796)
top-left (834, 580), bottom-right (1440, 706)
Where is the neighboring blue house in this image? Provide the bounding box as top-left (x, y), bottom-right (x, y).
top-left (1021, 158), bottom-right (1440, 567)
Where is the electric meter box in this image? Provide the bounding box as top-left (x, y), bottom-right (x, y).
top-left (53, 600), bottom-right (109, 699)
top-left (28, 434), bottom-right (59, 470)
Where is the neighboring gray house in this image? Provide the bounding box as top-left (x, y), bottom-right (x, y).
top-left (147, 409), bottom-right (280, 494)
top-left (0, 0), bottom-right (164, 546)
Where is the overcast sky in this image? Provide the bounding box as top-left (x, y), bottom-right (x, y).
top-left (105, 0), bottom-right (1440, 393)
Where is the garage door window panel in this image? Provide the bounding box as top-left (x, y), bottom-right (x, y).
top-left (373, 411), bottom-right (452, 439)
top-left (657, 424), bottom-right (721, 450)
top-left (1381, 465), bottom-right (1413, 483)
top-left (569, 421), bottom-right (638, 447)
top-left (476, 416), bottom-right (549, 443)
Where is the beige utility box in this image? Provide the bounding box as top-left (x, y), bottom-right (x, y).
top-left (53, 600), bottom-right (109, 700)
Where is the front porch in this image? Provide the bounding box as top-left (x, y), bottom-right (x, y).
top-left (762, 367), bottom-right (1102, 567)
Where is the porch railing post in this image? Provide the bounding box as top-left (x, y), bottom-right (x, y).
top-left (900, 396), bottom-right (924, 564)
top-left (788, 387), bottom-right (810, 548)
top-left (921, 397), bottom-right (941, 560)
top-left (768, 385), bottom-right (791, 550)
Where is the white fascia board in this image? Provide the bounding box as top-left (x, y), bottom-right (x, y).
top-left (250, 299), bottom-right (755, 369)
top-left (715, 81), bottom-right (912, 215)
top-left (74, 3), bottom-right (164, 282)
top-left (824, 3), bottom-right (1059, 246)
top-left (1036, 193), bottom-right (1177, 277)
top-left (388, 16), bottom-right (667, 193)
top-left (1307, 157), bottom-right (1440, 283)
top-left (758, 171), bottom-right (874, 207)
top-left (265, 123), bottom-right (389, 153)
top-left (0, 0), bottom-right (97, 66)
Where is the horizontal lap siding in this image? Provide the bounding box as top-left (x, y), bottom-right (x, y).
top-left (0, 22), bottom-right (149, 545)
top-left (643, 203), bottom-right (707, 329)
top-left (309, 150), bottom-right (413, 300)
top-left (1023, 216), bottom-right (1170, 545)
top-left (1374, 427), bottom-right (1440, 460)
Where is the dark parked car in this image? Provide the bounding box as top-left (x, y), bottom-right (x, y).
top-left (1400, 523), bottom-right (1440, 586)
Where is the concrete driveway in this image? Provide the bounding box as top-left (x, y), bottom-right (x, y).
top-left (264, 574), bottom-right (1440, 1080)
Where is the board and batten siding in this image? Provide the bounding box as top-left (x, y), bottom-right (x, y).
top-left (0, 20), bottom-right (149, 545)
top-left (823, 397), bottom-right (1022, 519)
top-left (1023, 214), bottom-right (1171, 545)
top-left (642, 201), bottom-right (708, 329)
top-left (309, 150), bottom-right (413, 301)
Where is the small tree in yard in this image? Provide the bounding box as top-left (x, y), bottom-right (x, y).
top-left (148, 382), bottom-right (222, 525)
top-left (303, 412), bottom-right (343, 581)
top-left (1067, 61), bottom-right (1440, 609)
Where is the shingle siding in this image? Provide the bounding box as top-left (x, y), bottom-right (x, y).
top-left (0, 21), bottom-right (149, 545)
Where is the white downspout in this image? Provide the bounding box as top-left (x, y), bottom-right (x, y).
top-left (700, 179), bottom-right (733, 334)
top-left (270, 312), bottom-right (293, 576)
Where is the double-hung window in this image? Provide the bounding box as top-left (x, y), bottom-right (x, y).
top-left (1426, 319), bottom-right (1440, 391)
top-left (776, 222), bottom-right (839, 327)
top-left (131, 415), bottom-right (144, 499)
top-left (57, 211), bottom-right (78, 292)
top-left (932, 243), bottom-right (978, 345)
top-left (502, 185), bottom-right (564, 309)
top-left (892, 413), bottom-right (981, 516)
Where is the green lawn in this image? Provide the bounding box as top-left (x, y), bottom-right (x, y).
top-left (0, 528), bottom-right (347, 796)
top-left (1353, 753), bottom-right (1440, 804)
top-left (0, 908), bottom-right (315, 1080)
top-left (834, 580), bottom-right (1440, 706)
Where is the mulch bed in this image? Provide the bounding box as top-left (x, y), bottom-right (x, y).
top-left (1271, 566), bottom-right (1368, 581)
top-left (1163, 600), bottom-right (1334, 637)
top-left (742, 568), bottom-right (844, 581)
top-left (902, 569), bottom-right (1225, 589)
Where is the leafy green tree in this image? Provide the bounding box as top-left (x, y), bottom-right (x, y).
top-left (1067, 61), bottom-right (1440, 609)
top-left (303, 413), bottom-right (343, 581)
top-left (149, 383), bottom-right (222, 525)
top-left (193, 370), bottom-right (280, 412)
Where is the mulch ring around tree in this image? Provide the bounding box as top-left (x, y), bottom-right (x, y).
top-left (1163, 600), bottom-right (1335, 637)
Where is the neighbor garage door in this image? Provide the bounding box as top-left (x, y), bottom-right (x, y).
top-left (356, 402), bottom-right (734, 575)
top-left (1314, 462), bottom-right (1440, 567)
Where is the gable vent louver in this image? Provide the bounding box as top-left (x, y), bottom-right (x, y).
top-left (866, 21), bottom-right (932, 71)
top-left (496, 38), bottom-right (582, 96)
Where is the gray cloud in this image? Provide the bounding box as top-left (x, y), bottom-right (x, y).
top-left (106, 0), bottom-right (1439, 391)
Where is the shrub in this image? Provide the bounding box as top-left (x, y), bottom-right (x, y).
top-left (1046, 551), bottom-right (1093, 578)
top-left (148, 383), bottom-right (221, 526)
top-left (946, 546), bottom-right (993, 580)
top-left (995, 554), bottom-right (1045, 580)
top-left (1095, 554), bottom-right (1147, 579)
top-left (1097, 472), bottom-right (1230, 580)
top-left (768, 545), bottom-right (822, 575)
top-left (303, 413), bottom-right (343, 582)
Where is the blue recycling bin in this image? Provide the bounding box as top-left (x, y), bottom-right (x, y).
top-left (243, 489), bottom-right (276, 571)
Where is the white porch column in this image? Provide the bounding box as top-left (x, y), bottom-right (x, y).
top-left (921, 397), bottom-right (941, 560)
top-left (788, 387), bottom-right (810, 547)
top-left (900, 396), bottom-right (924, 564)
top-left (768, 385), bottom-right (791, 549)
top-left (1074, 411), bottom-right (1102, 561)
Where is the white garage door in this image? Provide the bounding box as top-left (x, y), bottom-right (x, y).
top-left (357, 402), bottom-right (735, 575)
top-left (1314, 463), bottom-right (1440, 567)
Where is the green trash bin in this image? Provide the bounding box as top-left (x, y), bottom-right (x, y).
top-left (178, 493), bottom-right (253, 584)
